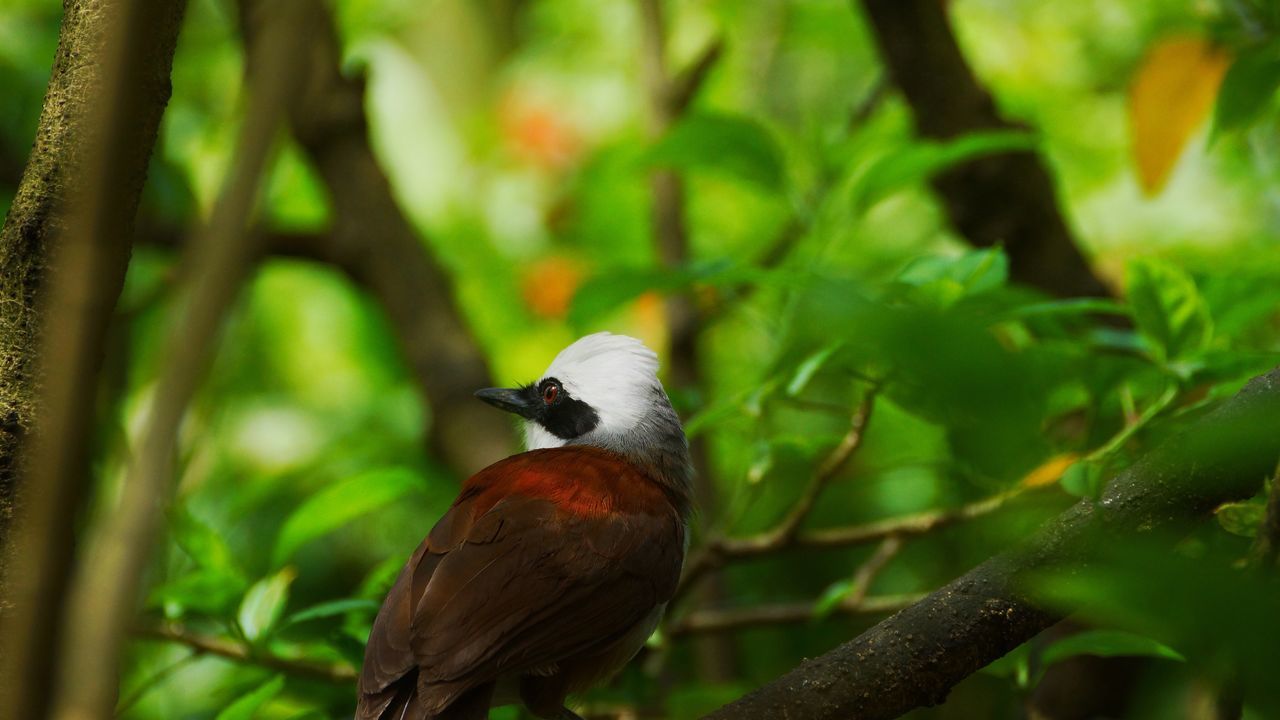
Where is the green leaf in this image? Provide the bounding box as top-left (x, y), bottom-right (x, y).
top-left (238, 567), bottom-right (297, 643)
top-left (1213, 43), bottom-right (1280, 136)
top-left (215, 675), bottom-right (285, 720)
top-left (812, 579), bottom-right (855, 619)
top-left (170, 507), bottom-right (240, 574)
top-left (851, 131), bottom-right (1034, 214)
top-left (786, 343), bottom-right (843, 397)
top-left (1126, 258), bottom-right (1212, 362)
top-left (891, 247), bottom-right (1009, 307)
top-left (1216, 499), bottom-right (1266, 538)
top-left (281, 598), bottom-right (380, 629)
top-left (647, 113), bottom-right (786, 191)
top-left (273, 467), bottom-right (422, 566)
top-left (567, 259), bottom-right (756, 330)
top-left (149, 568), bottom-right (247, 617)
top-left (1041, 629), bottom-right (1185, 669)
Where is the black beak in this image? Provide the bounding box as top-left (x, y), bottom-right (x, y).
top-left (474, 387), bottom-right (541, 420)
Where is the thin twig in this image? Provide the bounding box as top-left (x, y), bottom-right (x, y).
top-left (668, 38), bottom-right (724, 114)
top-left (1084, 383), bottom-right (1177, 464)
top-left (846, 535), bottom-right (903, 607)
top-left (676, 389), bottom-right (879, 605)
top-left (668, 593), bottom-right (923, 637)
top-left (798, 487), bottom-right (1023, 548)
top-left (775, 387), bottom-right (879, 543)
top-left (135, 622), bottom-right (357, 685)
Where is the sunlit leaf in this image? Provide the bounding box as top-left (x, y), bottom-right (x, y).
top-left (149, 568), bottom-right (247, 618)
top-left (1059, 461), bottom-right (1103, 499)
top-left (280, 598), bottom-right (380, 630)
top-left (1020, 453), bottom-right (1080, 489)
top-left (238, 567), bottom-right (297, 643)
top-left (786, 343), bottom-right (843, 397)
top-left (647, 112), bottom-right (786, 191)
top-left (215, 675), bottom-right (284, 720)
top-left (1128, 36), bottom-right (1231, 195)
top-left (272, 467), bottom-right (422, 566)
top-left (891, 247), bottom-right (1009, 306)
top-left (1126, 258), bottom-right (1213, 363)
top-left (746, 440), bottom-right (774, 486)
top-left (813, 579), bottom-right (855, 619)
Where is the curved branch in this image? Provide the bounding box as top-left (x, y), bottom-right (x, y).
top-left (705, 367), bottom-right (1280, 720)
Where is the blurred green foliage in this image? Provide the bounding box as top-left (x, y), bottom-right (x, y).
top-left (5, 0), bottom-right (1280, 718)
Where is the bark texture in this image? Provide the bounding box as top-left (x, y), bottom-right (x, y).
top-left (705, 367), bottom-right (1280, 720)
top-left (239, 0), bottom-right (514, 476)
top-left (0, 0), bottom-right (181, 561)
top-left (857, 0), bottom-right (1110, 299)
top-left (0, 0), bottom-right (186, 715)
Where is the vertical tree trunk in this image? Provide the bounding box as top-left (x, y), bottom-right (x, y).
top-left (0, 0), bottom-right (185, 585)
top-left (0, 0), bottom-right (186, 715)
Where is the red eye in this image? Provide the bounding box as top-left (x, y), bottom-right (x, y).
top-left (543, 384), bottom-right (558, 404)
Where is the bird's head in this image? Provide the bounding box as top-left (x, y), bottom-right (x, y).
top-left (475, 332), bottom-right (693, 504)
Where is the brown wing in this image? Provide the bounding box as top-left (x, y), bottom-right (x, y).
top-left (358, 491), bottom-right (683, 719)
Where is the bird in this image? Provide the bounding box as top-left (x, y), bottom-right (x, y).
top-left (357, 332), bottom-right (693, 720)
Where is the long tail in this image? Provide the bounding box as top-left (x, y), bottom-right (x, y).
top-left (358, 671), bottom-right (494, 720)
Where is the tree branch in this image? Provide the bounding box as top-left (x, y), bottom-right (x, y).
top-left (238, 0), bottom-right (514, 476)
top-left (675, 389), bottom-right (882, 605)
top-left (135, 622), bottom-right (357, 685)
top-left (855, 0), bottom-right (1110, 299)
top-left (670, 535), bottom-right (909, 638)
top-left (669, 593), bottom-right (922, 637)
top-left (0, 0), bottom-right (187, 715)
top-left (705, 367), bottom-right (1280, 720)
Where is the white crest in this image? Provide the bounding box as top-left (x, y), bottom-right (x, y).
top-left (524, 332), bottom-right (664, 450)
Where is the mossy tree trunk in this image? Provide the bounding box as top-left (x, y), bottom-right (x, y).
top-left (0, 0), bottom-right (184, 567)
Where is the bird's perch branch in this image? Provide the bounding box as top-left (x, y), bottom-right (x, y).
top-left (135, 622), bottom-right (357, 685)
top-left (704, 367), bottom-right (1280, 720)
top-left (856, 0), bottom-right (1110, 298)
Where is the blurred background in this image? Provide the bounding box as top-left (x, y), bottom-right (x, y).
top-left (3, 0), bottom-right (1280, 718)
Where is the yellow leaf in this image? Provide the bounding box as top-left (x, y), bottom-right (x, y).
top-left (1128, 36), bottom-right (1231, 196)
top-left (1020, 453), bottom-right (1080, 489)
